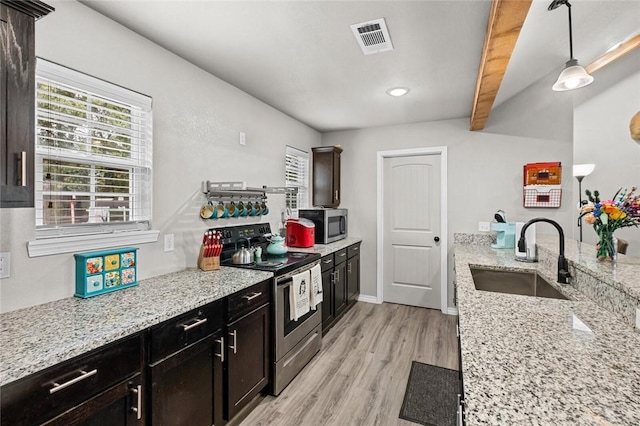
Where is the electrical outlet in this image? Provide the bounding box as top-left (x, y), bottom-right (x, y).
top-left (239, 132), bottom-right (246, 146)
top-left (0, 252), bottom-right (10, 279)
top-left (478, 222), bottom-right (490, 232)
top-left (164, 234), bottom-right (175, 252)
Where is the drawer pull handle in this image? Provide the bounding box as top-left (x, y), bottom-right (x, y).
top-left (181, 317), bottom-right (208, 331)
top-left (243, 292), bottom-right (262, 301)
top-left (323, 259), bottom-right (332, 264)
top-left (338, 252), bottom-right (346, 257)
top-left (352, 247), bottom-right (359, 251)
top-left (49, 369), bottom-right (97, 394)
top-left (215, 336), bottom-right (225, 362)
top-left (131, 384), bottom-right (142, 419)
top-left (229, 330), bottom-right (237, 354)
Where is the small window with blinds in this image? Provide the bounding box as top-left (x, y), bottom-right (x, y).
top-left (285, 146), bottom-right (309, 213)
top-left (35, 59), bottom-right (152, 238)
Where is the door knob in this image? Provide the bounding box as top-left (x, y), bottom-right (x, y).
top-left (434, 236), bottom-right (440, 242)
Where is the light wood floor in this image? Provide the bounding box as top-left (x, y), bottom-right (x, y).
top-left (239, 301), bottom-right (459, 426)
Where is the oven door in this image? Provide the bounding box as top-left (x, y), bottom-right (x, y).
top-left (275, 277), bottom-right (322, 361)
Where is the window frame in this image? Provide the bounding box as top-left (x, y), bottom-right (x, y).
top-left (285, 146), bottom-right (310, 215)
top-left (28, 59), bottom-right (157, 257)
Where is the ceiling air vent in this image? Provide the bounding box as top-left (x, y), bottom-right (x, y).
top-left (350, 18), bottom-right (394, 55)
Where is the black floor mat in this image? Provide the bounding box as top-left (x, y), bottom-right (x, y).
top-left (399, 361), bottom-right (461, 426)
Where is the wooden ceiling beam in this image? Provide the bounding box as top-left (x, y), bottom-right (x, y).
top-left (470, 0), bottom-right (533, 131)
top-left (586, 33), bottom-right (640, 75)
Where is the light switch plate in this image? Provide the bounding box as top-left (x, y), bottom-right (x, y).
top-left (478, 222), bottom-right (490, 232)
top-left (0, 252), bottom-right (10, 279)
top-left (239, 132), bottom-right (246, 146)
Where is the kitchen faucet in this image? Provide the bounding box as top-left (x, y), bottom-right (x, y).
top-left (518, 218), bottom-right (571, 284)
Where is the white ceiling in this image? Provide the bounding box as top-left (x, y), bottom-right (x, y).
top-left (79, 0), bottom-right (640, 133)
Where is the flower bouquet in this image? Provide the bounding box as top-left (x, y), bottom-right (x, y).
top-left (579, 187), bottom-right (640, 260)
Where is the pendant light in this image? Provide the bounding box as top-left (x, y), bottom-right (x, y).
top-left (548, 0), bottom-right (593, 91)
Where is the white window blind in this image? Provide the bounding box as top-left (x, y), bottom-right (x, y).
top-left (35, 59), bottom-right (153, 239)
top-left (285, 146), bottom-right (309, 213)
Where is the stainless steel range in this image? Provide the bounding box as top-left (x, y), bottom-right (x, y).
top-left (214, 223), bottom-right (322, 396)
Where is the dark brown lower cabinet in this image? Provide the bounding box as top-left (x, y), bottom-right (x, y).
top-left (45, 375), bottom-right (143, 426)
top-left (347, 243), bottom-right (361, 306)
top-left (1, 333), bottom-right (143, 426)
top-left (149, 333), bottom-right (224, 426)
top-left (226, 303), bottom-right (270, 420)
top-left (321, 266), bottom-right (335, 331)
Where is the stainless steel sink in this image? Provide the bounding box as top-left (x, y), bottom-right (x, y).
top-left (470, 267), bottom-right (568, 300)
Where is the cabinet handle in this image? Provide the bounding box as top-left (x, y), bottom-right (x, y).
top-left (335, 190), bottom-right (338, 201)
top-left (456, 324), bottom-right (460, 338)
top-left (18, 151), bottom-right (27, 187)
top-left (243, 291), bottom-right (262, 301)
top-left (181, 317), bottom-right (208, 331)
top-left (49, 369), bottom-right (97, 394)
top-left (131, 384), bottom-right (142, 420)
top-left (348, 262), bottom-right (352, 274)
top-left (323, 259), bottom-right (333, 264)
top-left (229, 330), bottom-right (237, 354)
top-left (352, 246), bottom-right (359, 251)
top-left (215, 336), bottom-right (225, 362)
top-left (338, 252), bottom-right (346, 258)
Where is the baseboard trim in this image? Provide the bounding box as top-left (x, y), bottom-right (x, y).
top-left (357, 295), bottom-right (381, 304)
top-left (447, 307), bottom-right (459, 316)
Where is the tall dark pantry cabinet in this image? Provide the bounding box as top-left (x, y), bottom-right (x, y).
top-left (1, 0), bottom-right (53, 208)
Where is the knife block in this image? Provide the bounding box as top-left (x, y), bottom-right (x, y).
top-left (198, 246), bottom-right (220, 271)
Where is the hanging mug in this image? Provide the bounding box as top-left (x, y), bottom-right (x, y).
top-left (237, 200), bottom-right (247, 217)
top-left (245, 201), bottom-right (253, 216)
top-left (200, 201), bottom-right (215, 219)
top-left (215, 201), bottom-right (228, 218)
top-left (227, 201), bottom-right (239, 218)
top-left (261, 201), bottom-right (269, 216)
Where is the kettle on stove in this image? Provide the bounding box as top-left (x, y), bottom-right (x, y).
top-left (265, 233), bottom-right (288, 256)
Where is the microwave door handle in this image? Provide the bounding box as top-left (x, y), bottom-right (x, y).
top-left (340, 216), bottom-right (346, 233)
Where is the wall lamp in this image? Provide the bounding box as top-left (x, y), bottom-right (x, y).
top-left (573, 163), bottom-right (595, 242)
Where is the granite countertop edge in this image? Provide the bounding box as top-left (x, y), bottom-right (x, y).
top-left (454, 242), bottom-right (640, 425)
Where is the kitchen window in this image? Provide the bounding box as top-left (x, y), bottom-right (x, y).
top-left (285, 146), bottom-right (309, 213)
top-left (28, 59), bottom-right (157, 257)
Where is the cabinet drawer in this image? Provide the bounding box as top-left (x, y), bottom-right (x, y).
top-left (150, 299), bottom-right (224, 362)
top-left (227, 280), bottom-right (270, 323)
top-left (1, 333), bottom-right (142, 426)
top-left (347, 243), bottom-right (361, 258)
top-left (334, 248), bottom-right (348, 265)
top-left (320, 254), bottom-right (334, 272)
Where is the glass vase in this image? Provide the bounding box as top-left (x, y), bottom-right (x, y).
top-left (596, 231), bottom-right (618, 261)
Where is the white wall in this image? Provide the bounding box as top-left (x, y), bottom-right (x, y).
top-left (323, 113), bottom-right (573, 306)
top-left (0, 0), bottom-right (320, 312)
top-left (573, 50), bottom-right (640, 257)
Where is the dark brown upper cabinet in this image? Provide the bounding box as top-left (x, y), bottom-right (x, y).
top-left (312, 145), bottom-right (342, 208)
top-left (1, 0), bottom-right (53, 208)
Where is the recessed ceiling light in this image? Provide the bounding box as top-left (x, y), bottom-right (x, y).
top-left (386, 87), bottom-right (410, 97)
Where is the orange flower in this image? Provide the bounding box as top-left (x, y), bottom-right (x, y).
top-left (584, 214), bottom-right (597, 225)
top-left (603, 204), bottom-right (618, 215)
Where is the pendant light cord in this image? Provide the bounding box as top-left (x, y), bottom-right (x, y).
top-left (566, 1), bottom-right (574, 60)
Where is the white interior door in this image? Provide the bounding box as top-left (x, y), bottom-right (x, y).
top-left (382, 154), bottom-right (441, 309)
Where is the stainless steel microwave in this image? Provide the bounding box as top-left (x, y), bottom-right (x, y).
top-left (298, 208), bottom-right (347, 244)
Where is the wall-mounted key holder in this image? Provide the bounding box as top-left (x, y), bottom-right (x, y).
top-left (74, 247), bottom-right (138, 298)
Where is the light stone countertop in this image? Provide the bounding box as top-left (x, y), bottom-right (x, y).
top-left (290, 237), bottom-right (362, 256)
top-left (0, 267), bottom-right (273, 387)
top-left (454, 242), bottom-right (640, 425)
